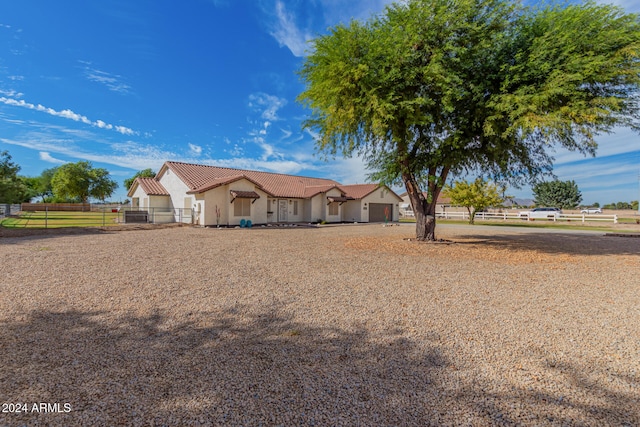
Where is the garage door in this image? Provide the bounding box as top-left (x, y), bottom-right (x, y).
top-left (369, 203), bottom-right (393, 222)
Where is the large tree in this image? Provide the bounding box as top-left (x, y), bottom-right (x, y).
top-left (298, 0), bottom-right (640, 240)
top-left (51, 161), bottom-right (118, 203)
top-left (22, 167), bottom-right (58, 202)
top-left (0, 151), bottom-right (31, 203)
top-left (532, 180), bottom-right (582, 209)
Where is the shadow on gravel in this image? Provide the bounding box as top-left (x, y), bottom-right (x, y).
top-left (454, 232), bottom-right (640, 257)
top-left (1, 308), bottom-right (638, 426)
top-left (0, 224), bottom-right (183, 243)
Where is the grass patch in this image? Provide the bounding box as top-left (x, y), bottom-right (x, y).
top-left (0, 210), bottom-right (120, 229)
top-left (399, 217), bottom-right (638, 234)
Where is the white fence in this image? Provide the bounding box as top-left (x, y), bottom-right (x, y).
top-left (401, 210), bottom-right (618, 223)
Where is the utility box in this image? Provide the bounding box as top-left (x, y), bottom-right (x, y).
top-left (124, 210), bottom-right (149, 223)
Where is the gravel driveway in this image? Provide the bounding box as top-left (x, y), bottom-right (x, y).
top-left (1, 224), bottom-right (638, 426)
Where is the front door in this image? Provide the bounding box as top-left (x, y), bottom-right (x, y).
top-left (278, 200), bottom-right (288, 222)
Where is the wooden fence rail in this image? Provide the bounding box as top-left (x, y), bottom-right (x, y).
top-left (21, 203), bottom-right (91, 212)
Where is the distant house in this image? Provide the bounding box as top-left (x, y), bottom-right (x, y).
top-left (398, 192), bottom-right (452, 217)
top-left (127, 161), bottom-right (402, 226)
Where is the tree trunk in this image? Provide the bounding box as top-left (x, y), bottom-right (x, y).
top-left (414, 207), bottom-right (437, 241)
top-left (468, 207), bottom-right (475, 225)
top-left (403, 175), bottom-right (438, 241)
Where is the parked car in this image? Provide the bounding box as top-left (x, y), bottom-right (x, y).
top-left (580, 207), bottom-right (602, 214)
top-left (519, 207), bottom-right (562, 220)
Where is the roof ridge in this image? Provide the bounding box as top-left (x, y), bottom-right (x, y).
top-left (165, 160), bottom-right (340, 183)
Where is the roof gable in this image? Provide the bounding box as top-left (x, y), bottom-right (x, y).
top-left (127, 177), bottom-right (169, 197)
top-left (187, 174), bottom-right (267, 194)
top-left (341, 184), bottom-right (403, 201)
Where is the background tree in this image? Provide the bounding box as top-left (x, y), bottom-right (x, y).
top-left (298, 0), bottom-right (640, 241)
top-left (124, 168), bottom-right (156, 191)
top-left (0, 151), bottom-right (31, 203)
top-left (91, 168), bottom-right (118, 202)
top-left (532, 180), bottom-right (582, 209)
top-left (22, 167), bottom-right (58, 202)
top-left (51, 161), bottom-right (118, 203)
top-left (443, 178), bottom-right (504, 224)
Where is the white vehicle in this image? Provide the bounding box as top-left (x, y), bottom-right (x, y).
top-left (581, 207), bottom-right (602, 214)
top-left (519, 207), bottom-right (562, 220)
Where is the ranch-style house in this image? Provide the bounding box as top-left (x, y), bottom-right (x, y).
top-left (127, 161), bottom-right (402, 226)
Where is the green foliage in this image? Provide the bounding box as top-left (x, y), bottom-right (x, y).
top-left (0, 151), bottom-right (31, 203)
top-left (22, 167), bottom-right (58, 202)
top-left (603, 201), bottom-right (636, 210)
top-left (51, 161), bottom-right (118, 203)
top-left (124, 168), bottom-right (156, 191)
top-left (443, 178), bottom-right (504, 224)
top-left (532, 180), bottom-right (582, 209)
top-left (298, 0), bottom-right (640, 240)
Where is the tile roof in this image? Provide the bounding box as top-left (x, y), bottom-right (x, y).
top-left (230, 190), bottom-right (261, 199)
top-left (302, 184), bottom-right (344, 198)
top-left (188, 175), bottom-right (265, 194)
top-left (162, 161), bottom-right (343, 199)
top-left (339, 184), bottom-right (382, 199)
top-left (134, 177), bottom-right (170, 196)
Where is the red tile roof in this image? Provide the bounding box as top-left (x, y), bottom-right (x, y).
top-left (144, 161), bottom-right (402, 201)
top-left (162, 161), bottom-right (343, 199)
top-left (188, 175), bottom-right (266, 194)
top-left (339, 184), bottom-right (382, 199)
top-left (134, 177), bottom-right (169, 196)
top-left (303, 184), bottom-right (344, 198)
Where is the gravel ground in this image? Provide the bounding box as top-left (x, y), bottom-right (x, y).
top-left (1, 223), bottom-right (638, 426)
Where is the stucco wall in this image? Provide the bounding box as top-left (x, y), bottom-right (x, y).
top-left (201, 179), bottom-right (269, 226)
top-left (342, 201), bottom-right (362, 222)
top-left (325, 188), bottom-right (343, 223)
top-left (362, 188), bottom-right (401, 221)
top-left (157, 169), bottom-right (192, 211)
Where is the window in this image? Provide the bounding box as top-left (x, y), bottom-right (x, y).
top-left (293, 200), bottom-right (298, 216)
top-left (328, 202), bottom-right (339, 216)
top-left (234, 198), bottom-right (251, 216)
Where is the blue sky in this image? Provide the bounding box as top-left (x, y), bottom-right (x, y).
top-left (1, 0), bottom-right (639, 205)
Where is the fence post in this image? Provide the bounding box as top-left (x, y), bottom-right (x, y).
top-left (102, 208), bottom-right (106, 226)
top-left (614, 215), bottom-right (618, 224)
top-left (45, 206), bottom-right (48, 229)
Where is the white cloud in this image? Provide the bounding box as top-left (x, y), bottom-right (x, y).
top-left (82, 63), bottom-right (132, 94)
top-left (188, 143), bottom-right (203, 155)
top-left (269, 0), bottom-right (311, 57)
top-left (0, 96), bottom-right (137, 135)
top-left (39, 151), bottom-right (66, 164)
top-left (248, 93), bottom-right (287, 121)
top-left (0, 89), bottom-right (23, 97)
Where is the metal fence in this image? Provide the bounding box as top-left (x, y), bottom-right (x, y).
top-left (0, 204), bottom-right (22, 218)
top-left (122, 207), bottom-right (193, 225)
top-left (0, 205), bottom-right (193, 229)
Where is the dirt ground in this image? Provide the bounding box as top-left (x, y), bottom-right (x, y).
top-left (1, 223), bottom-right (638, 426)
